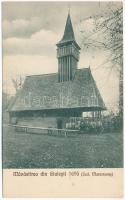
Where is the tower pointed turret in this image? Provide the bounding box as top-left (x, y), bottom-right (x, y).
top-left (57, 13), bottom-right (80, 82)
top-left (60, 12), bottom-right (75, 43)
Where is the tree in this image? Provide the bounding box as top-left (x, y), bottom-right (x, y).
top-left (2, 92), bottom-right (10, 111)
top-left (11, 75), bottom-right (25, 93)
top-left (79, 3), bottom-right (123, 120)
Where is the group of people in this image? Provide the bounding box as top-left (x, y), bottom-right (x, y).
top-left (66, 119), bottom-right (103, 133)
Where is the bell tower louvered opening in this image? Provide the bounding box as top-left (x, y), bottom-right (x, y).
top-left (56, 13), bottom-right (81, 82)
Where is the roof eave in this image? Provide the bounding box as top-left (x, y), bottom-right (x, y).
top-left (56, 40), bottom-right (81, 50)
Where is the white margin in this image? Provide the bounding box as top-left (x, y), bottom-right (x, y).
top-left (0, 0), bottom-right (124, 200)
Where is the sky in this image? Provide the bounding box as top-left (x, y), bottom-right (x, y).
top-left (2, 1), bottom-right (122, 112)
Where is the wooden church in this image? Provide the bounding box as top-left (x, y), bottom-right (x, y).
top-left (9, 13), bottom-right (106, 129)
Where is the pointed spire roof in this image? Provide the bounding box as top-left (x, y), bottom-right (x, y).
top-left (57, 13), bottom-right (80, 49)
top-left (61, 12), bottom-right (75, 42)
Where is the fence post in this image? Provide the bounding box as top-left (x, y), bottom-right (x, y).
top-left (64, 131), bottom-right (67, 137)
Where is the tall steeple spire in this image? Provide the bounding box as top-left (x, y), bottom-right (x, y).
top-left (57, 13), bottom-right (80, 49)
top-left (60, 13), bottom-right (75, 44)
top-left (56, 13), bottom-right (81, 82)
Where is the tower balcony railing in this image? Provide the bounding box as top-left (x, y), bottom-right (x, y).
top-left (57, 51), bottom-right (79, 60)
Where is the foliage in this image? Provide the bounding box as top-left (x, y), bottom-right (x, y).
top-left (2, 92), bottom-right (11, 111)
top-left (11, 75), bottom-right (25, 92)
top-left (79, 3), bottom-right (123, 116)
top-left (80, 5), bottom-right (122, 70)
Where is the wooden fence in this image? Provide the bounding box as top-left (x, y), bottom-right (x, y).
top-left (9, 124), bottom-right (79, 137)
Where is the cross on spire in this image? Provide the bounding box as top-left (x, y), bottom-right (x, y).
top-left (68, 3), bottom-right (70, 14)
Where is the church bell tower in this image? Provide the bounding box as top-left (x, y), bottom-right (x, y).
top-left (56, 13), bottom-right (81, 82)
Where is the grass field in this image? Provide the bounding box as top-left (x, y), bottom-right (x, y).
top-left (3, 125), bottom-right (123, 168)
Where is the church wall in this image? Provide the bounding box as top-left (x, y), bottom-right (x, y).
top-left (16, 116), bottom-right (70, 129)
top-left (17, 117), bottom-right (58, 128)
top-left (9, 109), bottom-right (82, 129)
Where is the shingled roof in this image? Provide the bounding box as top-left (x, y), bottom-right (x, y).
top-left (57, 13), bottom-right (80, 49)
top-left (9, 68), bottom-right (106, 112)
